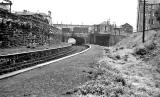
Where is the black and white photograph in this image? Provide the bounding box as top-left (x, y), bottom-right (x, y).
top-left (0, 0), bottom-right (160, 97)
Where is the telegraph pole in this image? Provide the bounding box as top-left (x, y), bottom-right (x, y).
top-left (142, 0), bottom-right (146, 43)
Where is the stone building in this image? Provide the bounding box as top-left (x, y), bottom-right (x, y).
top-left (15, 10), bottom-right (52, 25)
top-left (92, 21), bottom-right (114, 34)
top-left (137, 0), bottom-right (160, 32)
top-left (38, 11), bottom-right (52, 25)
top-left (0, 0), bottom-right (12, 12)
top-left (98, 21), bottom-right (114, 34)
top-left (90, 21), bottom-right (128, 46)
top-left (121, 23), bottom-right (133, 34)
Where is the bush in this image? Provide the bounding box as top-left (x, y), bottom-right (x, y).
top-left (134, 47), bottom-right (147, 56)
top-left (115, 55), bottom-right (121, 60)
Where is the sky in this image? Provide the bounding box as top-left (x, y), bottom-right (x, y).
top-left (7, 0), bottom-right (137, 30)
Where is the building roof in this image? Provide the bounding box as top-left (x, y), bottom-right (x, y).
top-left (121, 23), bottom-right (133, 28)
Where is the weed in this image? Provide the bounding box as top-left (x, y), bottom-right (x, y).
top-left (115, 55), bottom-right (121, 60)
top-left (114, 76), bottom-right (126, 86)
top-left (134, 47), bottom-right (147, 56)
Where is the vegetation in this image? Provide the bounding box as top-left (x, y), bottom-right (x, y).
top-left (63, 30), bottom-right (160, 97)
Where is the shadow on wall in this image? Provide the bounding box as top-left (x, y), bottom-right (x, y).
top-left (92, 34), bottom-right (125, 46)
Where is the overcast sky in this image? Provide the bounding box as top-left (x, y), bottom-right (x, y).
top-left (9, 0), bottom-right (137, 30)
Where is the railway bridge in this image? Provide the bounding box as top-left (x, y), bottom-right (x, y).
top-left (53, 24), bottom-right (92, 44)
top-left (52, 24), bottom-right (91, 30)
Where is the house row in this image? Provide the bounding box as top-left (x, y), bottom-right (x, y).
top-left (91, 21), bottom-right (133, 36)
top-left (137, 0), bottom-right (160, 31)
top-left (15, 10), bottom-right (52, 25)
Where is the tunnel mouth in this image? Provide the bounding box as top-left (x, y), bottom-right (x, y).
top-left (70, 36), bottom-right (85, 45)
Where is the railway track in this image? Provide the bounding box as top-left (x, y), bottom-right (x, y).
top-left (0, 45), bottom-right (89, 76)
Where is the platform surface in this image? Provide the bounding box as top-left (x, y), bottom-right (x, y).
top-left (0, 45), bottom-right (104, 97)
top-left (0, 43), bottom-right (71, 56)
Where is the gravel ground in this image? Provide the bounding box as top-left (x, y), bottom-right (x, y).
top-left (0, 45), bottom-right (104, 97)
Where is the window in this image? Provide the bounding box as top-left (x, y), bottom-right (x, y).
top-left (149, 19), bottom-right (154, 25)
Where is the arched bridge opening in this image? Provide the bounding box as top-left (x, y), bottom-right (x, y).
top-left (68, 36), bottom-right (85, 45)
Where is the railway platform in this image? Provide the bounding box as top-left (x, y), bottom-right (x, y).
top-left (0, 45), bottom-right (104, 97)
top-left (0, 43), bottom-right (70, 56)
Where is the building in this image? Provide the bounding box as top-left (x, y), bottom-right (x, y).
top-left (94, 21), bottom-right (114, 34)
top-left (137, 0), bottom-right (160, 31)
top-left (15, 10), bottom-right (52, 25)
top-left (121, 23), bottom-right (133, 34)
top-left (0, 0), bottom-right (12, 12)
top-left (38, 11), bottom-right (52, 25)
top-left (113, 27), bottom-right (122, 35)
top-left (93, 24), bottom-right (100, 33)
top-left (90, 21), bottom-right (127, 46)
